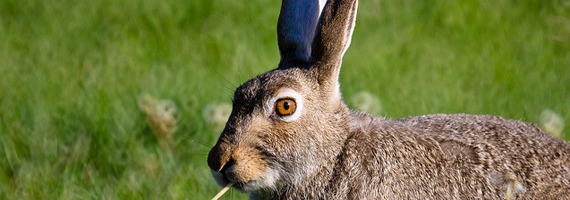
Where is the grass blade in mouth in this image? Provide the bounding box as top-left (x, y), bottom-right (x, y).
top-left (211, 182), bottom-right (234, 200)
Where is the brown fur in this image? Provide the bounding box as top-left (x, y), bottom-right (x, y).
top-left (207, 0), bottom-right (570, 199)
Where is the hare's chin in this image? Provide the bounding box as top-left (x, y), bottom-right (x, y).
top-left (211, 168), bottom-right (279, 192)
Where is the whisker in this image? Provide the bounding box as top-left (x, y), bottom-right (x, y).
top-left (189, 139), bottom-right (214, 149)
top-left (209, 67), bottom-right (237, 92)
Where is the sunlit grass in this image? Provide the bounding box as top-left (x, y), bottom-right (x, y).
top-left (0, 0), bottom-right (568, 199)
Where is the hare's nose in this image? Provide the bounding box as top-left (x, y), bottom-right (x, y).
top-left (208, 146), bottom-right (239, 182)
top-left (207, 142), bottom-right (233, 172)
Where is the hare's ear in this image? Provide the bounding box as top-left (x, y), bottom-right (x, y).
top-left (311, 0), bottom-right (358, 96)
top-left (277, 0), bottom-right (327, 68)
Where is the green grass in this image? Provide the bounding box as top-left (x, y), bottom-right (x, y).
top-left (0, 0), bottom-right (568, 199)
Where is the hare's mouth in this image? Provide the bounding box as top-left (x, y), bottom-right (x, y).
top-left (211, 167), bottom-right (279, 192)
top-left (211, 170), bottom-right (247, 191)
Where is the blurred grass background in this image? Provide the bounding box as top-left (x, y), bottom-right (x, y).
top-left (0, 0), bottom-right (568, 199)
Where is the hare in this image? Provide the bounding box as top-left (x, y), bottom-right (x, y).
top-left (207, 0), bottom-right (570, 199)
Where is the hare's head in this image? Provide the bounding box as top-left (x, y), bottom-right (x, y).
top-left (207, 0), bottom-right (358, 193)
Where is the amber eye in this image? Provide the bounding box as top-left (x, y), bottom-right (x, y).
top-left (275, 98), bottom-right (296, 116)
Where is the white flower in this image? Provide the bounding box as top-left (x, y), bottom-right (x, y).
top-left (539, 109), bottom-right (564, 138)
top-left (203, 103), bottom-right (232, 133)
top-left (351, 91), bottom-right (382, 114)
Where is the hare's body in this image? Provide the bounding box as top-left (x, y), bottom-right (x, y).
top-left (249, 112), bottom-right (569, 199)
top-left (207, 0), bottom-right (570, 199)
top-left (344, 113), bottom-right (568, 199)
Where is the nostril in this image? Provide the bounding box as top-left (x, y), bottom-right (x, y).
top-left (220, 158), bottom-right (235, 173)
top-left (221, 158), bottom-right (237, 181)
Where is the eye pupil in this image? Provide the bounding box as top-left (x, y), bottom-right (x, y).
top-left (283, 102), bottom-right (290, 110)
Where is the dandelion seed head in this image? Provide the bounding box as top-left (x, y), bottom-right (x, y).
top-left (203, 103), bottom-right (232, 133)
top-left (351, 91), bottom-right (382, 114)
top-left (539, 109), bottom-right (564, 138)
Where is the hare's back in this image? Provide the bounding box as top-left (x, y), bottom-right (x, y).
top-left (398, 113), bottom-right (563, 146)
top-left (397, 113), bottom-right (569, 160)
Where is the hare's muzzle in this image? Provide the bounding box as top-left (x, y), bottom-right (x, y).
top-left (207, 139), bottom-right (276, 191)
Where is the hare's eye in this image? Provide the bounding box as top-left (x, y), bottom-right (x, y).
top-left (267, 89), bottom-right (303, 121)
top-left (275, 98), bottom-right (296, 116)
